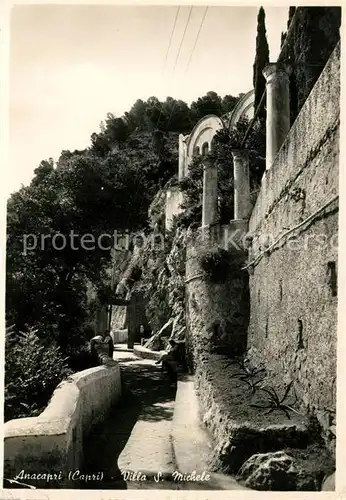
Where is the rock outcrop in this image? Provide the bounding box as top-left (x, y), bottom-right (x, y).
top-left (144, 318), bottom-right (174, 351)
top-left (236, 451), bottom-right (320, 491)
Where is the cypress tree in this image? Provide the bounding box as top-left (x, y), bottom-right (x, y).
top-left (253, 7), bottom-right (270, 113)
top-left (287, 6), bottom-right (296, 29)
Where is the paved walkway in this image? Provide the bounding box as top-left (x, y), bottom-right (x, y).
top-left (83, 345), bottom-right (177, 489)
top-left (82, 344), bottom-right (245, 490)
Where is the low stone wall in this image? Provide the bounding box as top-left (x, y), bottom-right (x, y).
top-left (193, 353), bottom-right (334, 490)
top-left (4, 364), bottom-right (121, 488)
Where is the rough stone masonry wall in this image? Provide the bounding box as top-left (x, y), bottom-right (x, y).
top-left (185, 223), bottom-right (249, 369)
top-left (247, 42), bottom-right (340, 432)
top-left (165, 186), bottom-right (183, 230)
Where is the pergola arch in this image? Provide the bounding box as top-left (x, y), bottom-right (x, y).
top-left (185, 114), bottom-right (224, 169)
top-left (228, 89), bottom-right (255, 130)
top-left (179, 91), bottom-right (255, 179)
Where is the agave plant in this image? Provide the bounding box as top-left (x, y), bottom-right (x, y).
top-left (242, 376), bottom-right (266, 394)
top-left (250, 381), bottom-right (302, 419)
top-left (223, 356), bottom-right (266, 394)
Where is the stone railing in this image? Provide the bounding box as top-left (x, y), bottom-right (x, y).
top-left (4, 364), bottom-right (121, 488)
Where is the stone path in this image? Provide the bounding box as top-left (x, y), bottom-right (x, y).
top-left (82, 344), bottom-right (245, 490)
top-left (82, 345), bottom-right (177, 489)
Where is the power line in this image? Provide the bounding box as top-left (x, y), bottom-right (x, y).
top-left (184, 6), bottom-right (208, 75)
top-left (172, 6), bottom-right (193, 73)
top-left (154, 6), bottom-right (193, 153)
top-left (153, 7), bottom-right (181, 133)
top-left (154, 6), bottom-right (193, 138)
top-left (163, 6), bottom-right (194, 132)
top-left (162, 6), bottom-right (181, 76)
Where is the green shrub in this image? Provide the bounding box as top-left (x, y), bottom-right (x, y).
top-left (128, 264), bottom-right (143, 283)
top-left (199, 247), bottom-right (244, 283)
top-left (5, 327), bottom-right (72, 421)
top-left (65, 342), bottom-right (97, 372)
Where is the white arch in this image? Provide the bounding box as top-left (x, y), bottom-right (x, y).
top-left (228, 89), bottom-right (255, 129)
top-left (178, 92), bottom-right (255, 179)
top-left (185, 115), bottom-right (224, 173)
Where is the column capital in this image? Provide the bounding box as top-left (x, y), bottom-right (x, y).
top-left (262, 63), bottom-right (292, 83)
top-left (231, 149), bottom-right (249, 160)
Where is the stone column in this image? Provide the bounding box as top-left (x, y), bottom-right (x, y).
top-left (178, 134), bottom-right (187, 181)
top-left (95, 303), bottom-right (108, 335)
top-left (263, 63), bottom-right (292, 169)
top-left (127, 295), bottom-right (136, 349)
top-left (231, 149), bottom-right (251, 220)
top-left (127, 292), bottom-right (148, 349)
top-left (202, 158), bottom-right (218, 227)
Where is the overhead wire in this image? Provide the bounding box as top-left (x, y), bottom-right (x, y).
top-left (123, 8), bottom-right (182, 248)
top-left (111, 7), bottom-right (194, 296)
top-left (184, 6), bottom-right (208, 75)
top-left (164, 6), bottom-right (194, 133)
top-left (162, 6), bottom-right (181, 76)
top-left (152, 6), bottom-right (181, 135)
top-left (172, 6), bottom-right (193, 73)
top-left (166, 6), bottom-right (208, 132)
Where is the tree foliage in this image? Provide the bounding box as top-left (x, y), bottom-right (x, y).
top-left (253, 7), bottom-right (269, 114)
top-left (5, 324), bottom-right (71, 421)
top-left (7, 90), bottom-right (241, 356)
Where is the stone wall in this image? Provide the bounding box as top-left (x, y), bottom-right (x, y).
top-left (4, 364), bottom-right (121, 488)
top-left (111, 327), bottom-right (128, 344)
top-left (165, 186), bottom-right (183, 230)
top-left (246, 42), bottom-right (339, 432)
top-left (185, 222), bottom-right (250, 369)
top-left (111, 305), bottom-right (127, 331)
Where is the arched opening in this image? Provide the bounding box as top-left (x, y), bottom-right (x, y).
top-left (202, 142), bottom-right (209, 156)
top-left (194, 146), bottom-right (200, 156)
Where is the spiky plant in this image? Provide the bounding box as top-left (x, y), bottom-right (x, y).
top-left (250, 381), bottom-right (302, 419)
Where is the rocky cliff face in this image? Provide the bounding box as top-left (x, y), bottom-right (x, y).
top-left (112, 186), bottom-right (187, 343)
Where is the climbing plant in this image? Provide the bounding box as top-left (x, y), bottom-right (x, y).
top-left (198, 247), bottom-right (231, 284)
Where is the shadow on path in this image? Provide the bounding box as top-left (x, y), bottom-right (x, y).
top-left (81, 359), bottom-right (176, 489)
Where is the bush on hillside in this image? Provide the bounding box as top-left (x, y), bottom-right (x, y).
top-left (5, 327), bottom-right (72, 421)
top-left (198, 247), bottom-right (245, 284)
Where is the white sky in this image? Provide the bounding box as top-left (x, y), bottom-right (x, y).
top-left (9, 4), bottom-right (288, 195)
